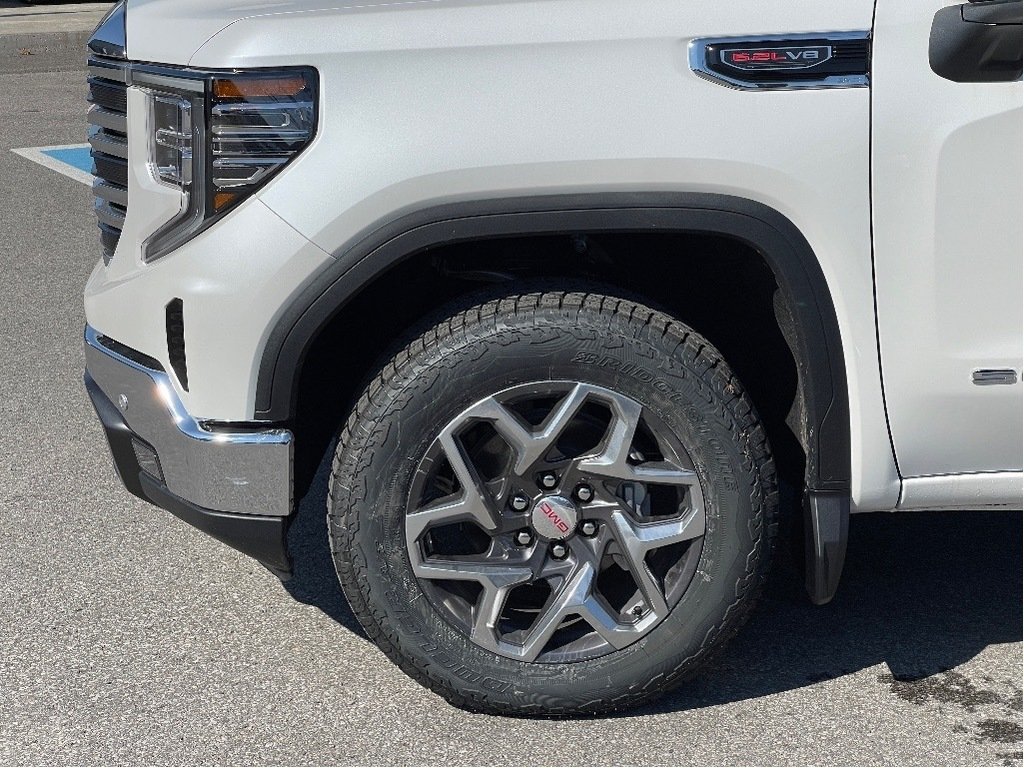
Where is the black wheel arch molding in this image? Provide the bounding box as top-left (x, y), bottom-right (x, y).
top-left (255, 192), bottom-right (851, 601)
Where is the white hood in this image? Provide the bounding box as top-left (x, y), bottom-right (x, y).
top-left (124, 0), bottom-right (359, 65)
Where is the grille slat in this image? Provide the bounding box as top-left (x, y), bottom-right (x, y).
top-left (95, 199), bottom-right (126, 229)
top-left (87, 105), bottom-right (127, 134)
top-left (88, 79), bottom-right (127, 113)
top-left (98, 224), bottom-right (121, 256)
top-left (92, 154), bottom-right (128, 188)
top-left (88, 58), bottom-right (129, 264)
top-left (93, 178), bottom-right (128, 207)
top-left (89, 128), bottom-right (129, 159)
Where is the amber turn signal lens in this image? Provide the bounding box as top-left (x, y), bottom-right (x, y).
top-left (213, 76), bottom-right (307, 99)
top-left (213, 192), bottom-right (239, 211)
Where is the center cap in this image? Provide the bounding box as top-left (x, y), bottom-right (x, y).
top-left (531, 495), bottom-right (579, 540)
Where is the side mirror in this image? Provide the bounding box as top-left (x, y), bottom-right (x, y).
top-left (929, 0), bottom-right (1022, 82)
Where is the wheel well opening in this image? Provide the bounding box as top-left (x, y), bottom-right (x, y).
top-left (292, 232), bottom-right (806, 501)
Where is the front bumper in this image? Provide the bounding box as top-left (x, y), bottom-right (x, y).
top-left (83, 325), bottom-right (294, 578)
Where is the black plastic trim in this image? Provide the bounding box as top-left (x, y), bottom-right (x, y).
top-left (86, 370), bottom-right (148, 500)
top-left (804, 490), bottom-right (850, 605)
top-left (166, 298), bottom-right (189, 391)
top-left (255, 192), bottom-right (851, 494)
top-left (85, 371), bottom-right (292, 580)
top-left (963, 0), bottom-right (1022, 24)
top-left (140, 476), bottom-right (291, 580)
top-left (930, 1), bottom-right (1023, 83)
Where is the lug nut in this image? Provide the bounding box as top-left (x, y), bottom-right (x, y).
top-left (550, 542), bottom-right (568, 559)
top-left (579, 520), bottom-right (597, 537)
top-left (539, 472), bottom-right (559, 490)
top-left (510, 494), bottom-right (530, 512)
top-left (515, 529), bottom-right (533, 546)
top-left (574, 483), bottom-right (594, 503)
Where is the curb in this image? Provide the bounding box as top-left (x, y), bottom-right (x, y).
top-left (0, 29), bottom-right (91, 56)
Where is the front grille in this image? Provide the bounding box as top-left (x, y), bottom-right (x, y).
top-left (88, 58), bottom-right (129, 264)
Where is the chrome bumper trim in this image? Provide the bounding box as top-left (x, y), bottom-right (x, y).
top-left (84, 325), bottom-right (293, 517)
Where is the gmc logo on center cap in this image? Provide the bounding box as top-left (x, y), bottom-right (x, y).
top-left (720, 45), bottom-right (832, 70)
top-left (539, 502), bottom-right (570, 534)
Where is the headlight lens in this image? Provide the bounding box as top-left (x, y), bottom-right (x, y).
top-left (150, 92), bottom-right (193, 188)
top-left (141, 67), bottom-right (318, 262)
top-left (208, 74), bottom-right (316, 213)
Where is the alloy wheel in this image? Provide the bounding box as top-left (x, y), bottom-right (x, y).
top-left (405, 381), bottom-right (707, 663)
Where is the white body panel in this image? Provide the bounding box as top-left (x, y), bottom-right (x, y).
top-left (85, 0), bottom-right (912, 512)
top-left (872, 0), bottom-right (1023, 499)
top-left (206, 0), bottom-right (898, 511)
top-left (83, 89), bottom-right (333, 420)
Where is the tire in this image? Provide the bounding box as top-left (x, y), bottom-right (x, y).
top-left (328, 288), bottom-right (778, 716)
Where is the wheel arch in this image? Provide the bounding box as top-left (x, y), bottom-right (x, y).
top-left (262, 192), bottom-right (852, 603)
top-left (257, 192), bottom-right (849, 493)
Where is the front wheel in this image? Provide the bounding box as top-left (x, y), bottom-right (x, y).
top-left (328, 289), bottom-right (777, 715)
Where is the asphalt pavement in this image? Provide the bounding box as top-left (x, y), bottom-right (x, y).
top-left (0, 2), bottom-right (112, 72)
top-left (0, 47), bottom-right (1021, 767)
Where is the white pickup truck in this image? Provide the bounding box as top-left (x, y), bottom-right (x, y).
top-left (82, 0), bottom-right (1022, 715)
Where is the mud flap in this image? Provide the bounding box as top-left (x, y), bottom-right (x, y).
top-left (804, 491), bottom-right (849, 605)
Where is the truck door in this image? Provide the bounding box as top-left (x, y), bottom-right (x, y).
top-left (871, 0), bottom-right (1023, 502)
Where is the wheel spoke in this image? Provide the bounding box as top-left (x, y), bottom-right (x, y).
top-left (513, 561), bottom-right (652, 659)
top-left (575, 394), bottom-right (698, 487)
top-left (629, 460), bottom-right (700, 486)
top-left (577, 589), bottom-right (650, 650)
top-left (464, 384), bottom-right (591, 476)
top-left (618, 548), bottom-right (670, 618)
top-left (406, 431), bottom-right (499, 545)
top-left (470, 580), bottom-right (516, 651)
top-left (411, 556), bottom-right (533, 585)
top-left (412, 556), bottom-right (533, 651)
top-left (517, 562), bottom-right (596, 661)
top-left (607, 507), bottom-right (705, 617)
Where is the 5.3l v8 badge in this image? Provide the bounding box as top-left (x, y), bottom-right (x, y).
top-left (720, 45), bottom-right (832, 70)
top-left (690, 32), bottom-right (871, 91)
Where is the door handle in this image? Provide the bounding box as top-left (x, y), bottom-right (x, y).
top-left (929, 0), bottom-right (1022, 82)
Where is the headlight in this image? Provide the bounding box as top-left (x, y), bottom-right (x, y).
top-left (150, 92), bottom-right (193, 188)
top-left (140, 67), bottom-right (318, 262)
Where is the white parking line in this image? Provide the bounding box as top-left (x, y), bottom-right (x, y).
top-left (11, 144), bottom-right (93, 186)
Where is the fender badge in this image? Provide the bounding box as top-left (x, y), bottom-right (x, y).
top-left (689, 33), bottom-right (870, 91)
top-left (720, 45), bottom-right (832, 71)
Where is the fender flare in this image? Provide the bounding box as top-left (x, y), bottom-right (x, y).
top-left (255, 192), bottom-right (851, 602)
top-left (258, 192), bottom-right (850, 483)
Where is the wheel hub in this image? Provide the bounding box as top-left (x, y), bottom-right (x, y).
top-left (531, 495), bottom-right (578, 540)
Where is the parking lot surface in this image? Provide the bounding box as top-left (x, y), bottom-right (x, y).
top-left (0, 50), bottom-right (1021, 766)
top-left (0, 2), bottom-right (113, 73)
